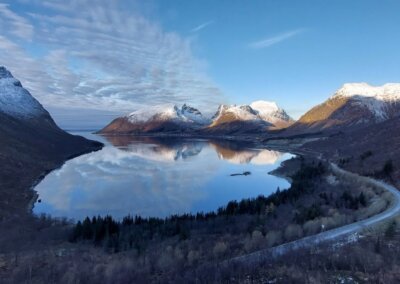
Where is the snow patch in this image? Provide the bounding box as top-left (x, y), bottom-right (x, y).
top-left (332, 83), bottom-right (400, 120)
top-left (212, 104), bottom-right (260, 122)
top-left (126, 103), bottom-right (209, 125)
top-left (251, 100), bottom-right (293, 124)
top-left (0, 67), bottom-right (48, 119)
top-left (212, 101), bottom-right (292, 125)
top-left (334, 83), bottom-right (400, 100)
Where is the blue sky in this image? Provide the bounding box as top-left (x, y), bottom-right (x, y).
top-left (1, 0), bottom-right (400, 127)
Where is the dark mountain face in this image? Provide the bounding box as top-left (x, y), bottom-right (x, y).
top-left (99, 116), bottom-right (197, 134)
top-left (0, 66), bottom-right (103, 219)
top-left (304, 115), bottom-right (400, 186)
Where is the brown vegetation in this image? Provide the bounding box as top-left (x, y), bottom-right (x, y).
top-left (1, 157), bottom-right (393, 283)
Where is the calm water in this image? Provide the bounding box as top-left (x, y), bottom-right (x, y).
top-left (33, 132), bottom-right (293, 220)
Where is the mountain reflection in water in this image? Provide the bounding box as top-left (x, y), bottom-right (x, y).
top-left (33, 132), bottom-right (292, 220)
top-left (104, 135), bottom-right (282, 165)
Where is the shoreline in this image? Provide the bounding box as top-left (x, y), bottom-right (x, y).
top-left (29, 134), bottom-right (295, 221)
top-left (26, 144), bottom-right (104, 215)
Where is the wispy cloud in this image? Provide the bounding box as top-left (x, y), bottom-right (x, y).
top-left (0, 3), bottom-right (33, 40)
top-left (191, 20), bottom-right (214, 33)
top-left (0, 2), bottom-right (223, 114)
top-left (249, 29), bottom-right (305, 49)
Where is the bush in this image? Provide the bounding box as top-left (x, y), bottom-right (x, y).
top-left (284, 224), bottom-right (303, 241)
top-left (213, 241), bottom-right (227, 258)
top-left (383, 160), bottom-right (394, 176)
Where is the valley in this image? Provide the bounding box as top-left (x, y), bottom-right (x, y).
top-left (1, 1), bottom-right (400, 282)
top-left (1, 66), bottom-right (400, 282)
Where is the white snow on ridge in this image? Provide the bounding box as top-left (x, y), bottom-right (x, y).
top-left (126, 104), bottom-right (176, 123)
top-left (333, 83), bottom-right (400, 120)
top-left (334, 83), bottom-right (400, 100)
top-left (212, 105), bottom-right (260, 122)
top-left (250, 100), bottom-right (293, 123)
top-left (250, 100), bottom-right (279, 113)
top-left (211, 101), bottom-right (292, 125)
top-left (126, 103), bottom-right (209, 125)
top-left (0, 67), bottom-right (47, 118)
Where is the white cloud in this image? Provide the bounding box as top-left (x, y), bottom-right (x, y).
top-left (191, 20), bottom-right (214, 33)
top-left (249, 29), bottom-right (304, 49)
top-left (0, 3), bottom-right (33, 40)
top-left (0, 1), bottom-right (223, 115)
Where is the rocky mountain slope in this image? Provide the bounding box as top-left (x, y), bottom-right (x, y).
top-left (203, 101), bottom-right (293, 135)
top-left (0, 66), bottom-right (103, 219)
top-left (303, 115), bottom-right (400, 187)
top-left (250, 101), bottom-right (294, 128)
top-left (287, 83), bottom-right (400, 134)
top-left (99, 103), bottom-right (210, 134)
top-left (100, 100), bottom-right (293, 136)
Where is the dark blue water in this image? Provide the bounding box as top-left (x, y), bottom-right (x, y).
top-left (33, 132), bottom-right (292, 220)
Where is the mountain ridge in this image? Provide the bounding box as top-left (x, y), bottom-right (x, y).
top-left (285, 82), bottom-right (400, 134)
top-left (99, 100), bottom-right (293, 135)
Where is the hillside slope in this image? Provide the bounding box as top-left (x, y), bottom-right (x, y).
top-left (287, 83), bottom-right (400, 134)
top-left (303, 115), bottom-right (400, 186)
top-left (0, 66), bottom-right (103, 219)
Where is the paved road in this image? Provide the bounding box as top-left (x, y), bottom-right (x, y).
top-left (229, 162), bottom-right (400, 264)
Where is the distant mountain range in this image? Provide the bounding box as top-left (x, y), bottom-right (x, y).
top-left (82, 80), bottom-right (400, 137)
top-left (3, 62), bottom-right (400, 141)
top-left (99, 101), bottom-right (294, 135)
top-left (2, 63), bottom-right (400, 214)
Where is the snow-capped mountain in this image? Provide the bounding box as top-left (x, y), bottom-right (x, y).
top-left (210, 104), bottom-right (260, 125)
top-left (99, 103), bottom-right (209, 134)
top-left (332, 83), bottom-right (400, 120)
top-left (0, 66), bottom-right (49, 119)
top-left (288, 82), bottom-right (400, 133)
top-left (250, 101), bottom-right (294, 128)
top-left (126, 103), bottom-right (209, 125)
top-left (100, 100), bottom-right (293, 135)
top-left (207, 101), bottom-right (293, 134)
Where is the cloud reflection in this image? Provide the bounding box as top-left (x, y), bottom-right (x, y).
top-left (34, 136), bottom-right (290, 220)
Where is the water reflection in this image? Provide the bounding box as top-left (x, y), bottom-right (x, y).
top-left (104, 136), bottom-right (282, 165)
top-left (105, 136), bottom-right (205, 162)
top-left (34, 133), bottom-right (292, 220)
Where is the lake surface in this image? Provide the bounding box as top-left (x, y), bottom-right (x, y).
top-left (33, 132), bottom-right (293, 220)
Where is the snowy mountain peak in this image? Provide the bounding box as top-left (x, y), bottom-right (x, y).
top-left (250, 100), bottom-right (279, 113)
top-left (0, 66), bottom-right (14, 79)
top-left (126, 103), bottom-right (208, 125)
top-left (250, 100), bottom-right (293, 124)
top-left (334, 82), bottom-right (400, 100)
top-left (330, 83), bottom-right (400, 120)
top-left (182, 103), bottom-right (201, 116)
top-left (0, 66), bottom-right (48, 119)
top-left (211, 104), bottom-right (259, 123)
top-left (210, 101), bottom-right (293, 128)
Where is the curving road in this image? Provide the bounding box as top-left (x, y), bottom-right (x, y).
top-left (229, 162), bottom-right (400, 264)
